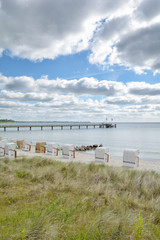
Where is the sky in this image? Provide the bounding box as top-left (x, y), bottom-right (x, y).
top-left (0, 0), bottom-right (160, 122)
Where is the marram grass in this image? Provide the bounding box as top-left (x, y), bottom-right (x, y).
top-left (0, 157), bottom-right (160, 240)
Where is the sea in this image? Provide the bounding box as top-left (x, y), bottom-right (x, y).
top-left (0, 122), bottom-right (160, 162)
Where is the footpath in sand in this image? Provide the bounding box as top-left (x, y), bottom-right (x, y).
top-left (16, 150), bottom-right (160, 174)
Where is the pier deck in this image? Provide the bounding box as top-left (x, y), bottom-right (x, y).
top-left (0, 123), bottom-right (116, 131)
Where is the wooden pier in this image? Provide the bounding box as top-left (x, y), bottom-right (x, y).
top-left (0, 123), bottom-right (116, 132)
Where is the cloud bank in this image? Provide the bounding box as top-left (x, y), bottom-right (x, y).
top-left (1, 74), bottom-right (160, 121)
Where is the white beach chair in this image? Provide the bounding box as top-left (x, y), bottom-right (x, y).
top-left (30, 144), bottom-right (36, 152)
top-left (46, 142), bottom-right (59, 156)
top-left (95, 147), bottom-right (109, 163)
top-left (22, 140), bottom-right (31, 151)
top-left (22, 140), bottom-right (36, 152)
top-left (0, 141), bottom-right (6, 157)
top-left (10, 139), bottom-right (18, 145)
top-left (62, 144), bottom-right (75, 159)
top-left (5, 143), bottom-right (17, 159)
top-left (123, 149), bottom-right (140, 168)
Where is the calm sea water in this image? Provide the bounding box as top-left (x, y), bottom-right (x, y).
top-left (0, 122), bottom-right (160, 162)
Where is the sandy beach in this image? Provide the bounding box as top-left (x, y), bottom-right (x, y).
top-left (16, 149), bottom-right (160, 174)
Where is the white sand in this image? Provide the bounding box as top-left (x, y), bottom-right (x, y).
top-left (16, 149), bottom-right (160, 174)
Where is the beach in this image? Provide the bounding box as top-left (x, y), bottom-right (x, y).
top-left (16, 149), bottom-right (160, 174)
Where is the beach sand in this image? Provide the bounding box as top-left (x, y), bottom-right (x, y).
top-left (16, 150), bottom-right (160, 174)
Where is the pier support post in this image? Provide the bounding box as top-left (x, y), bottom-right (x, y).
top-left (4, 127), bottom-right (6, 132)
top-left (30, 127), bottom-right (31, 131)
top-left (94, 125), bottom-right (95, 128)
top-left (86, 125), bottom-right (88, 129)
top-left (51, 126), bottom-right (53, 130)
top-left (17, 127), bottom-right (19, 131)
top-left (79, 125), bottom-right (80, 129)
top-left (41, 126), bottom-right (43, 131)
top-left (70, 126), bottom-right (72, 130)
top-left (61, 126), bottom-right (63, 130)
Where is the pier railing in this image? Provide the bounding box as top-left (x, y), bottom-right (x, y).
top-left (0, 123), bottom-right (116, 131)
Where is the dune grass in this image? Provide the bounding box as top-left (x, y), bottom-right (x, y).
top-left (0, 156), bottom-right (160, 240)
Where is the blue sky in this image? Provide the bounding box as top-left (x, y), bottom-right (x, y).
top-left (0, 0), bottom-right (160, 122)
top-left (1, 51), bottom-right (160, 84)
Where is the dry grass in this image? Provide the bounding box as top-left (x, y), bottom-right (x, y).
top-left (0, 156), bottom-right (160, 239)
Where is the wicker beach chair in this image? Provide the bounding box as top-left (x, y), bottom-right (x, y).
top-left (123, 149), bottom-right (140, 168)
top-left (35, 142), bottom-right (46, 153)
top-left (95, 147), bottom-right (109, 163)
top-left (62, 144), bottom-right (75, 159)
top-left (17, 140), bottom-right (24, 149)
top-left (46, 142), bottom-right (59, 156)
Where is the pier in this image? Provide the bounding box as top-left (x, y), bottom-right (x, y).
top-left (0, 123), bottom-right (116, 132)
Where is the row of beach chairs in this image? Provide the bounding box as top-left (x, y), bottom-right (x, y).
top-left (0, 140), bottom-right (75, 159)
top-left (0, 139), bottom-right (140, 168)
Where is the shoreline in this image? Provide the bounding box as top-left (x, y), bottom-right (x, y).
top-left (16, 149), bottom-right (160, 174)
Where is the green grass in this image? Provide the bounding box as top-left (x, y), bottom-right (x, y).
top-left (0, 157), bottom-right (160, 239)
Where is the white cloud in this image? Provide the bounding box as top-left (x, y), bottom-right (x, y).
top-left (37, 77), bottom-right (125, 96)
top-left (0, 90), bottom-right (53, 102)
top-left (127, 82), bottom-right (160, 96)
top-left (135, 0), bottom-right (160, 21)
top-left (0, 74), bottom-right (125, 96)
top-left (0, 0), bottom-right (127, 60)
top-left (89, 15), bottom-right (131, 65)
top-left (114, 23), bottom-right (160, 73)
top-left (88, 0), bottom-right (160, 74)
